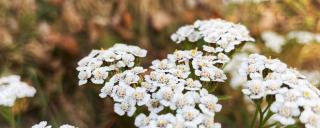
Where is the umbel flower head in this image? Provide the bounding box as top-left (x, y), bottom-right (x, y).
top-left (77, 45), bottom-right (226, 127)
top-left (240, 54), bottom-right (320, 127)
top-left (76, 43), bottom-right (147, 85)
top-left (77, 19), bottom-right (255, 128)
top-left (0, 75), bottom-right (36, 107)
top-left (171, 19), bottom-right (254, 52)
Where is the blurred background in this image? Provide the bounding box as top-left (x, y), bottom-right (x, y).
top-left (0, 0), bottom-right (320, 127)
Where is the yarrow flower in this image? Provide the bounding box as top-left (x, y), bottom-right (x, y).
top-left (261, 31), bottom-right (286, 53)
top-left (32, 121), bottom-right (77, 128)
top-left (76, 43), bottom-right (147, 85)
top-left (77, 19), bottom-right (254, 128)
top-left (287, 31), bottom-right (316, 44)
top-left (240, 54), bottom-right (320, 127)
top-left (0, 75), bottom-right (36, 107)
top-left (171, 19), bottom-right (254, 52)
top-left (224, 53), bottom-right (249, 88)
top-left (78, 45), bottom-right (225, 127)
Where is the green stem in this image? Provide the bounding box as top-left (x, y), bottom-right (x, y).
top-left (262, 110), bottom-right (274, 126)
top-left (250, 108), bottom-right (258, 128)
top-left (262, 103), bottom-right (271, 115)
top-left (257, 104), bottom-right (263, 128)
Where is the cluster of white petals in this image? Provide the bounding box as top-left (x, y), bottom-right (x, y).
top-left (76, 43), bottom-right (147, 85)
top-left (31, 121), bottom-right (77, 128)
top-left (261, 31), bottom-right (286, 53)
top-left (240, 54), bottom-right (320, 127)
top-left (132, 49), bottom-right (227, 128)
top-left (77, 19), bottom-right (255, 128)
top-left (260, 31), bottom-right (320, 53)
top-left (171, 19), bottom-right (254, 52)
top-left (224, 53), bottom-right (249, 88)
top-left (0, 75), bottom-right (36, 107)
top-left (77, 47), bottom-right (229, 127)
top-left (288, 31), bottom-right (320, 44)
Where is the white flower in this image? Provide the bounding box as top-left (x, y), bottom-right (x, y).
top-left (129, 45), bottom-right (148, 57)
top-left (156, 86), bottom-right (175, 106)
top-left (32, 121), bottom-right (52, 128)
top-left (151, 113), bottom-right (176, 128)
top-left (224, 53), bottom-right (248, 88)
top-left (265, 59), bottom-right (287, 73)
top-left (275, 88), bottom-right (301, 107)
top-left (119, 71), bottom-right (140, 85)
top-left (199, 115), bottom-right (221, 128)
top-left (238, 54), bottom-right (266, 79)
top-left (170, 92), bottom-right (195, 110)
top-left (98, 50), bottom-right (120, 62)
top-left (117, 53), bottom-right (135, 68)
top-left (151, 59), bottom-right (175, 72)
top-left (59, 124), bottom-right (76, 128)
top-left (91, 67), bottom-right (109, 84)
top-left (171, 25), bottom-right (195, 44)
top-left (77, 67), bottom-right (91, 85)
top-left (141, 81), bottom-right (157, 93)
top-left (132, 87), bottom-right (150, 106)
top-left (32, 121), bottom-right (77, 128)
top-left (195, 68), bottom-right (212, 81)
top-left (76, 43), bottom-right (147, 86)
top-left (114, 98), bottom-right (137, 117)
top-left (146, 98), bottom-right (164, 114)
top-left (261, 31), bottom-right (286, 53)
top-left (281, 71), bottom-right (300, 88)
top-left (171, 19), bottom-right (254, 52)
top-left (135, 113), bottom-right (154, 128)
top-left (99, 82), bottom-right (114, 98)
top-left (199, 94), bottom-right (222, 116)
top-left (270, 102), bottom-right (300, 125)
top-left (296, 85), bottom-right (319, 107)
top-left (170, 64), bottom-right (190, 79)
top-left (242, 79), bottom-right (266, 99)
top-left (192, 55), bottom-right (215, 70)
top-left (203, 45), bottom-right (217, 53)
top-left (210, 68), bottom-right (227, 82)
top-left (310, 101), bottom-right (320, 114)
top-left (287, 31), bottom-right (315, 44)
top-left (185, 91), bottom-right (201, 103)
top-left (0, 75), bottom-right (36, 107)
top-left (300, 109), bottom-right (320, 128)
top-left (185, 78), bottom-right (202, 91)
top-left (177, 106), bottom-right (203, 127)
top-left (111, 85), bottom-right (134, 102)
top-left (215, 53), bottom-right (230, 64)
top-left (264, 79), bottom-right (283, 95)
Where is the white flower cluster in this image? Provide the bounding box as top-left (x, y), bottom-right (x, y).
top-left (78, 19), bottom-right (255, 128)
top-left (224, 53), bottom-right (249, 88)
top-left (261, 31), bottom-right (285, 53)
top-left (0, 75), bottom-right (36, 107)
top-left (261, 31), bottom-right (320, 53)
top-left (288, 31), bottom-right (320, 44)
top-left (132, 49), bottom-right (227, 128)
top-left (240, 54), bottom-right (320, 127)
top-left (76, 43), bottom-right (147, 85)
top-left (97, 49), bottom-right (226, 128)
top-left (31, 121), bottom-right (77, 128)
top-left (171, 19), bottom-right (254, 52)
